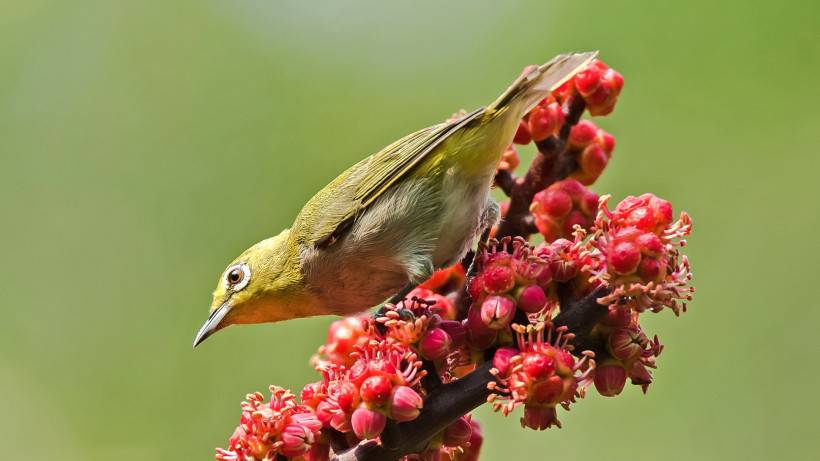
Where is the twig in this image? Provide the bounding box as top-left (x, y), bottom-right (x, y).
top-left (495, 96), bottom-right (587, 239)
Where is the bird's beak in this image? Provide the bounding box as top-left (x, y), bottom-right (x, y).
top-left (193, 302), bottom-right (231, 348)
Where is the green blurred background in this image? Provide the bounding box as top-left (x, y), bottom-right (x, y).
top-left (2, 0), bottom-right (818, 459)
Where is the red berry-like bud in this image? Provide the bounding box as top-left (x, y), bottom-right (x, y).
top-left (482, 265), bottom-right (516, 294)
top-left (280, 422), bottom-right (319, 457)
top-left (351, 407), bottom-right (386, 439)
top-left (580, 143), bottom-right (609, 177)
top-left (636, 232), bottom-right (664, 256)
top-left (513, 120), bottom-right (532, 144)
top-left (603, 68), bottom-right (624, 94)
top-left (535, 188), bottom-right (572, 218)
top-left (521, 405), bottom-right (559, 430)
top-left (438, 320), bottom-right (467, 347)
top-left (585, 84), bottom-right (612, 107)
top-left (609, 241), bottom-right (641, 275)
top-left (569, 120), bottom-right (598, 147)
top-left (638, 256), bottom-right (663, 281)
top-left (388, 386), bottom-right (422, 422)
top-left (629, 361), bottom-right (653, 389)
top-left (574, 65), bottom-right (602, 97)
top-left (498, 145), bottom-right (520, 172)
top-left (562, 210), bottom-right (588, 235)
top-left (580, 189), bottom-right (600, 216)
top-left (594, 362), bottom-right (627, 397)
top-left (466, 305), bottom-right (497, 349)
top-left (492, 347), bottom-right (518, 377)
top-left (608, 328), bottom-right (643, 361)
top-left (517, 284), bottom-right (548, 313)
top-left (368, 358), bottom-right (398, 378)
top-left (614, 194), bottom-right (674, 233)
top-left (522, 353), bottom-right (555, 379)
top-left (604, 306), bottom-right (632, 327)
top-left (360, 375), bottom-right (392, 406)
top-left (533, 216), bottom-right (561, 242)
top-left (300, 381), bottom-right (322, 407)
top-left (442, 416), bottom-right (472, 447)
top-left (528, 103), bottom-right (564, 141)
top-left (596, 129), bottom-right (616, 156)
top-left (480, 295), bottom-right (516, 330)
top-left (419, 327), bottom-right (452, 361)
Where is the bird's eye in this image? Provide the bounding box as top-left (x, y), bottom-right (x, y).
top-left (224, 263), bottom-right (251, 291)
top-left (227, 269), bottom-right (242, 284)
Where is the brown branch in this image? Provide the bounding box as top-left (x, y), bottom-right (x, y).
top-left (329, 288), bottom-right (608, 461)
top-left (495, 96), bottom-right (587, 239)
top-left (494, 169), bottom-right (517, 196)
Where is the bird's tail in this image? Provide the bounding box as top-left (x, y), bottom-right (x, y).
top-left (488, 51), bottom-right (598, 118)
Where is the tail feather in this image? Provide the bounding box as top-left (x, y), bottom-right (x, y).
top-left (489, 51), bottom-right (598, 117)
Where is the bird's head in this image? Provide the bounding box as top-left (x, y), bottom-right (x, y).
top-left (192, 229), bottom-right (317, 347)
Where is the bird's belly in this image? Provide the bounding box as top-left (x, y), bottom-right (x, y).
top-left (430, 173), bottom-right (491, 267)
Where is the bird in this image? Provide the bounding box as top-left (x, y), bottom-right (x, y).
top-left (193, 51), bottom-right (597, 347)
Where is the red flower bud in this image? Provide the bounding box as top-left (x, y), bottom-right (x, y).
top-left (603, 68), bottom-right (624, 94)
top-left (438, 320), bottom-right (467, 347)
top-left (280, 423), bottom-right (318, 457)
top-left (492, 347), bottom-right (519, 377)
top-left (534, 188), bottom-right (572, 218)
top-left (419, 327), bottom-right (452, 361)
top-left (522, 353), bottom-right (555, 380)
top-left (360, 375), bottom-right (392, 406)
top-left (607, 328), bottom-right (643, 361)
top-left (480, 295), bottom-right (516, 330)
top-left (609, 240), bottom-right (641, 275)
top-left (521, 405), bottom-right (560, 430)
top-left (594, 362), bottom-right (627, 397)
top-left (351, 407), bottom-right (386, 439)
top-left (388, 386), bottom-right (423, 422)
top-left (442, 416), bottom-right (473, 447)
top-left (596, 129), bottom-right (616, 156)
top-left (629, 362), bottom-right (653, 390)
top-left (513, 120), bottom-right (532, 145)
top-left (569, 120), bottom-right (598, 147)
top-left (562, 210), bottom-right (588, 235)
top-left (637, 256), bottom-right (663, 281)
top-left (517, 285), bottom-right (548, 313)
top-left (498, 145), bottom-right (520, 172)
top-left (579, 143), bottom-right (609, 177)
top-left (636, 232), bottom-right (664, 256)
top-left (604, 306), bottom-right (632, 327)
top-left (533, 216), bottom-right (561, 242)
top-left (613, 194), bottom-right (674, 233)
top-left (574, 65), bottom-right (602, 96)
top-left (579, 189), bottom-right (600, 216)
top-left (481, 264), bottom-right (516, 294)
top-left (528, 102), bottom-right (564, 141)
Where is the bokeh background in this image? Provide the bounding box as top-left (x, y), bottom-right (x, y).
top-left (2, 0), bottom-right (818, 459)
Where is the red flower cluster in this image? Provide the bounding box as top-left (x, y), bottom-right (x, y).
top-left (560, 58), bottom-right (624, 116)
top-left (593, 194), bottom-right (694, 315)
top-left (312, 340), bottom-right (425, 440)
top-left (488, 323), bottom-right (594, 430)
top-left (216, 387), bottom-right (324, 461)
top-left (591, 306), bottom-right (664, 396)
top-left (214, 57), bottom-right (696, 461)
top-left (314, 316), bottom-right (374, 368)
top-left (530, 179), bottom-right (599, 241)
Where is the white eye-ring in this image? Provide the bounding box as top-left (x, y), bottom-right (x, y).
top-left (224, 263), bottom-right (251, 291)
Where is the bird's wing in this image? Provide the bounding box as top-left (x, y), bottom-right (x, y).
top-left (309, 107), bottom-right (486, 248)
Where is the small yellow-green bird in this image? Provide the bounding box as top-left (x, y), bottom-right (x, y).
top-left (193, 51), bottom-right (596, 347)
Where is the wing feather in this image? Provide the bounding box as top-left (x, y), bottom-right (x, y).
top-left (311, 107), bottom-right (485, 247)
